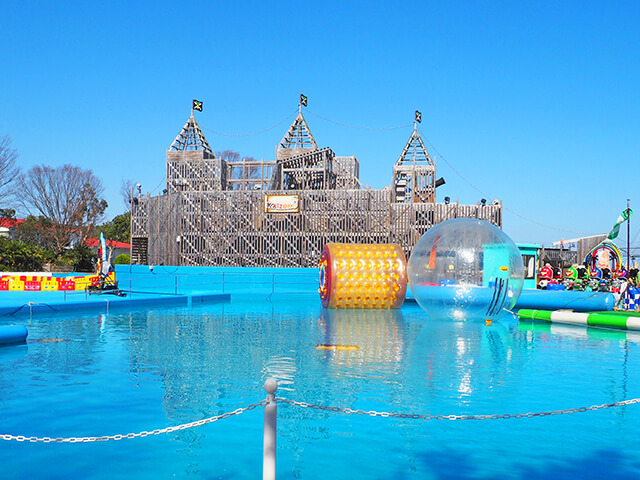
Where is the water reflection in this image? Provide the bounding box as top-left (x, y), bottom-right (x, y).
top-left (262, 355), bottom-right (297, 391)
top-left (1, 301), bottom-right (639, 480)
top-left (316, 308), bottom-right (416, 372)
top-left (518, 321), bottom-right (640, 344)
top-left (0, 343), bottom-right (28, 363)
top-left (5, 315), bottom-right (106, 377)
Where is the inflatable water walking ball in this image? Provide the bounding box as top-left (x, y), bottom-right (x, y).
top-left (408, 218), bottom-right (524, 321)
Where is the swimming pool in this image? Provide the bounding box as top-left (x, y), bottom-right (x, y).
top-left (1, 295), bottom-right (639, 479)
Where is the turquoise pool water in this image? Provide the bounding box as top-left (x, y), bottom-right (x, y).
top-left (1, 296), bottom-right (639, 479)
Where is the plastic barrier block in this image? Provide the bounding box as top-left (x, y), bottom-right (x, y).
top-left (0, 280), bottom-right (9, 291)
top-left (58, 280), bottom-right (75, 291)
top-left (24, 281), bottom-right (42, 291)
top-left (8, 280), bottom-right (25, 291)
top-left (41, 280), bottom-right (58, 291)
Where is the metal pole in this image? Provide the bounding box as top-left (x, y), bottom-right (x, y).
top-left (627, 198), bottom-right (631, 269)
top-left (129, 186), bottom-right (133, 263)
top-left (263, 378), bottom-right (278, 480)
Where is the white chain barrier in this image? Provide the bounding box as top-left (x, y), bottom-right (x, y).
top-left (276, 397), bottom-right (640, 420)
top-left (0, 401), bottom-right (265, 443)
top-left (3, 394), bottom-right (640, 444)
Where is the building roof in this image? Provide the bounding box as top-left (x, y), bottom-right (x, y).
top-left (168, 113), bottom-right (214, 155)
top-left (0, 218), bottom-right (24, 228)
top-left (85, 237), bottom-right (130, 249)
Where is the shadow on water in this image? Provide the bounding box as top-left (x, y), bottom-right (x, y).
top-left (409, 447), bottom-right (640, 480)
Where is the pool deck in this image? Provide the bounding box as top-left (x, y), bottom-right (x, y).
top-left (0, 289), bottom-right (232, 317)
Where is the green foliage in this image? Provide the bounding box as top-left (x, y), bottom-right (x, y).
top-left (0, 208), bottom-right (16, 226)
top-left (0, 238), bottom-right (54, 272)
top-left (99, 212), bottom-right (130, 244)
top-left (14, 215), bottom-right (57, 249)
top-left (113, 253), bottom-right (130, 265)
top-left (56, 244), bottom-right (95, 272)
top-left (4, 216), bottom-right (97, 272)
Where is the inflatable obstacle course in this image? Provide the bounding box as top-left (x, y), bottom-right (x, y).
top-left (515, 289), bottom-right (615, 312)
top-left (517, 308), bottom-right (640, 331)
top-left (0, 325), bottom-right (28, 345)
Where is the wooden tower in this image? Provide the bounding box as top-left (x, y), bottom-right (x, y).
top-left (271, 103), bottom-right (336, 190)
top-left (392, 122), bottom-right (436, 203)
top-left (166, 112), bottom-right (225, 193)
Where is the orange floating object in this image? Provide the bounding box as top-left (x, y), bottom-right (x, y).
top-left (315, 344), bottom-right (360, 351)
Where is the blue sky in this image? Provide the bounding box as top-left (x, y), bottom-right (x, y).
top-left (1, 1), bottom-right (638, 252)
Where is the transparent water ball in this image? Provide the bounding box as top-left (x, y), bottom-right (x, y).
top-left (408, 218), bottom-right (524, 321)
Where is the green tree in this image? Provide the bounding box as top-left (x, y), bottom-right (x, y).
top-left (0, 238), bottom-right (54, 272)
top-left (13, 215), bottom-right (57, 250)
top-left (0, 208), bottom-right (16, 228)
top-left (59, 243), bottom-right (96, 272)
top-left (113, 253), bottom-right (130, 265)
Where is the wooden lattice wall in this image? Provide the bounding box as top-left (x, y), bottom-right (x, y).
top-left (131, 191), bottom-right (502, 267)
top-left (130, 109), bottom-right (503, 267)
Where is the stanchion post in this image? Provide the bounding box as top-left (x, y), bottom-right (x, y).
top-left (263, 378), bottom-right (278, 480)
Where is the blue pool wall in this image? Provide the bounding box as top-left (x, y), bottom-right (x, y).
top-left (115, 265), bottom-right (318, 296)
top-left (115, 266), bottom-right (616, 311)
top-left (0, 264), bottom-right (615, 318)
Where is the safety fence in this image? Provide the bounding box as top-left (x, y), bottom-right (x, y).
top-left (2, 380), bottom-right (639, 480)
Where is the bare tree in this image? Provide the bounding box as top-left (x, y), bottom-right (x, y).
top-left (120, 178), bottom-right (136, 211)
top-left (18, 164), bottom-right (108, 254)
top-left (0, 134), bottom-right (20, 205)
top-left (216, 150), bottom-right (241, 162)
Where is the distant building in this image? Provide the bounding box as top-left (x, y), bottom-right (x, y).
top-left (85, 237), bottom-right (131, 261)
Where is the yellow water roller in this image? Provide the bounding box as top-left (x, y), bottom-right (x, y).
top-left (318, 242), bottom-right (408, 309)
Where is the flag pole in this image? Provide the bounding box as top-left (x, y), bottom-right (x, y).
top-left (627, 198), bottom-right (631, 269)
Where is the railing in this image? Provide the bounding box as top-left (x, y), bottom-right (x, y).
top-left (2, 379), bottom-right (639, 479)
